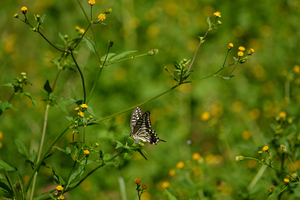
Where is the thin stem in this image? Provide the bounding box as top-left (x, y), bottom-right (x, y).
top-left (29, 103), bottom-right (51, 200)
top-left (71, 52), bottom-right (86, 103)
top-left (52, 70), bottom-right (62, 91)
top-left (105, 53), bottom-right (147, 66)
top-left (8, 93), bottom-right (15, 103)
top-left (37, 31), bottom-right (67, 53)
top-left (73, 23), bottom-right (92, 49)
top-left (87, 42), bottom-right (115, 103)
top-left (77, 0), bottom-right (90, 23)
top-left (4, 169), bottom-right (19, 200)
top-left (287, 155), bottom-right (300, 181)
top-left (243, 157), bottom-right (293, 179)
top-left (25, 119), bottom-right (77, 193)
top-left (92, 85), bottom-right (180, 124)
top-left (187, 28), bottom-right (211, 72)
top-left (64, 152), bottom-right (122, 193)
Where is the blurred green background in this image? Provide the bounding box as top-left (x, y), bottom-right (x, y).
top-left (1, 0), bottom-right (300, 199)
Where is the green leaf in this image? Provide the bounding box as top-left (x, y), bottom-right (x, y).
top-left (83, 37), bottom-right (97, 53)
top-left (33, 191), bottom-right (54, 200)
top-left (115, 141), bottom-right (124, 149)
top-left (0, 177), bottom-right (13, 195)
top-left (40, 14), bottom-right (46, 24)
top-left (165, 189), bottom-right (177, 200)
top-left (164, 66), bottom-right (178, 82)
top-left (23, 92), bottom-right (39, 110)
top-left (206, 17), bottom-right (212, 29)
top-left (68, 166), bottom-right (84, 185)
top-left (86, 106), bottom-right (96, 116)
top-left (0, 101), bottom-right (9, 113)
top-left (66, 116), bottom-right (73, 121)
top-left (68, 83), bottom-right (78, 101)
top-left (57, 97), bottom-right (72, 115)
top-left (15, 139), bottom-right (29, 159)
top-left (101, 53), bottom-right (116, 62)
top-left (222, 75), bottom-right (236, 80)
top-left (52, 166), bottom-right (66, 185)
top-left (43, 80), bottom-right (53, 94)
top-left (0, 160), bottom-right (15, 171)
top-left (66, 147), bottom-right (71, 154)
top-left (53, 146), bottom-right (68, 154)
top-left (1, 83), bottom-right (14, 87)
top-left (16, 168), bottom-right (26, 198)
top-left (109, 50), bottom-right (137, 62)
top-left (137, 149), bottom-right (148, 161)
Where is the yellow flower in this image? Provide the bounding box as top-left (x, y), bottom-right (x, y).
top-left (0, 131), bottom-right (3, 139)
top-left (238, 46), bottom-right (245, 51)
top-left (78, 111), bottom-right (84, 117)
top-left (258, 150), bottom-right (263, 155)
top-left (262, 145), bottom-right (269, 151)
top-left (192, 153), bottom-right (201, 160)
top-left (134, 178), bottom-right (141, 184)
top-left (161, 181), bottom-right (170, 189)
top-left (217, 20), bottom-right (222, 25)
top-left (56, 185), bottom-right (63, 191)
top-left (14, 13), bottom-right (19, 18)
top-left (214, 11), bottom-right (221, 18)
top-left (142, 184), bottom-right (148, 190)
top-left (168, 169), bottom-right (175, 177)
top-left (176, 161), bottom-right (184, 169)
top-left (84, 150), bottom-right (90, 157)
top-left (293, 65), bottom-right (300, 74)
top-left (283, 178), bottom-right (290, 183)
top-left (74, 107), bottom-right (80, 111)
top-left (79, 28), bottom-right (85, 35)
top-left (98, 13), bottom-right (106, 21)
top-left (81, 104), bottom-right (88, 109)
top-left (75, 26), bottom-right (81, 30)
top-left (237, 51), bottom-right (244, 57)
top-left (21, 6), bottom-right (28, 14)
top-left (201, 112), bottom-right (210, 121)
top-left (249, 48), bottom-right (255, 54)
top-left (228, 43), bottom-right (234, 49)
top-left (59, 195), bottom-right (65, 200)
top-left (279, 111), bottom-right (287, 118)
top-left (88, 0), bottom-right (95, 6)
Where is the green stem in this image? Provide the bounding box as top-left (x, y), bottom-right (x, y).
top-left (64, 152), bottom-right (122, 193)
top-left (86, 45), bottom-right (113, 103)
top-left (4, 169), bottom-right (19, 200)
top-left (187, 27), bottom-right (211, 72)
top-left (29, 103), bottom-right (51, 200)
top-left (105, 53), bottom-right (147, 66)
top-left (92, 84), bottom-right (181, 124)
top-left (37, 31), bottom-right (66, 53)
top-left (25, 119), bottom-right (77, 193)
top-left (71, 52), bottom-right (86, 103)
top-left (287, 155), bottom-right (300, 181)
top-left (243, 157), bottom-right (293, 179)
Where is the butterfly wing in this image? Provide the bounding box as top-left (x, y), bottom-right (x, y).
top-left (130, 106), bottom-right (166, 145)
top-left (147, 129), bottom-right (166, 145)
top-left (131, 112), bottom-right (151, 143)
top-left (144, 111), bottom-right (152, 129)
top-left (130, 106), bottom-right (142, 133)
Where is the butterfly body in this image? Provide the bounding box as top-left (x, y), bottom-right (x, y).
top-left (130, 106), bottom-right (166, 145)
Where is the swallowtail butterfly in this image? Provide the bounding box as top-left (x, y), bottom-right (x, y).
top-left (130, 106), bottom-right (166, 145)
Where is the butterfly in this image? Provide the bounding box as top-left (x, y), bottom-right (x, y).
top-left (130, 106), bottom-right (166, 145)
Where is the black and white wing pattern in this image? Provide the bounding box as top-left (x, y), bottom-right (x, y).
top-left (130, 106), bottom-right (143, 133)
top-left (130, 106), bottom-right (166, 145)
